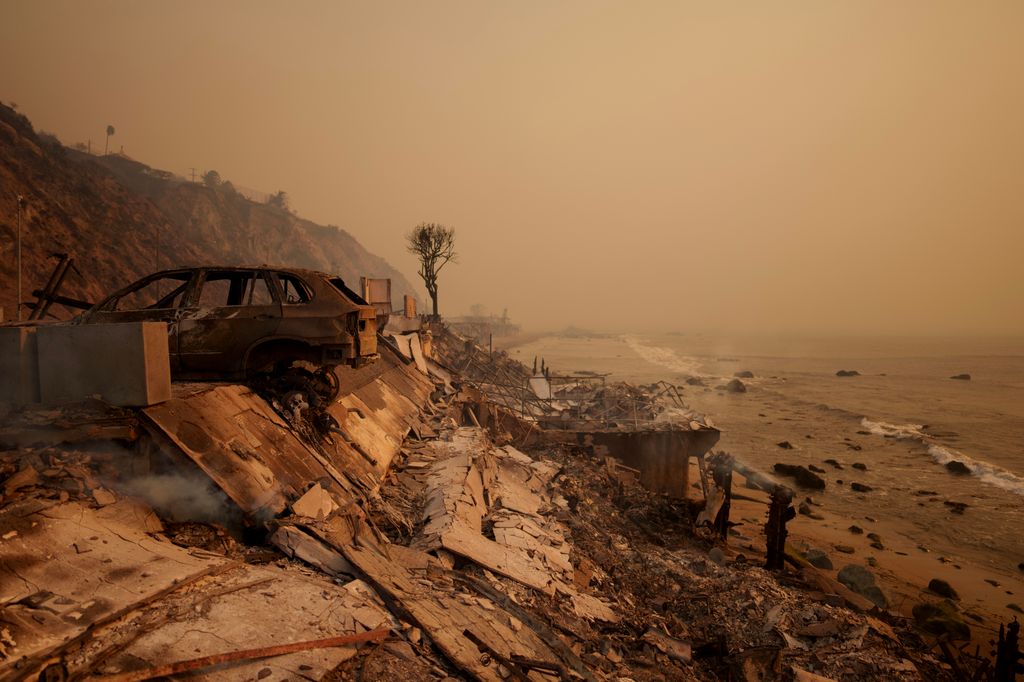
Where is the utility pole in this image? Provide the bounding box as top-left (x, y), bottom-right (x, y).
top-left (16, 195), bottom-right (25, 321)
top-left (189, 167), bottom-right (197, 183)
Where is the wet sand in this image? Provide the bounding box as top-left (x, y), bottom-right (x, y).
top-left (505, 332), bottom-right (1024, 642)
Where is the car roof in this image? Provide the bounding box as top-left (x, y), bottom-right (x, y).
top-left (144, 266), bottom-right (335, 279)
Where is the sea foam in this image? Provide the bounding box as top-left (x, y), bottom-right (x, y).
top-left (861, 418), bottom-right (1024, 497)
top-left (622, 336), bottom-right (704, 376)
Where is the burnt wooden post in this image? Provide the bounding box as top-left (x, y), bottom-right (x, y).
top-left (994, 620), bottom-right (1023, 682)
top-left (764, 485), bottom-right (795, 571)
top-left (710, 453), bottom-right (734, 541)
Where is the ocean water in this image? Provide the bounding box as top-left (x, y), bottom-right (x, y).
top-left (509, 332), bottom-right (1024, 571)
top-left (628, 333), bottom-right (1024, 484)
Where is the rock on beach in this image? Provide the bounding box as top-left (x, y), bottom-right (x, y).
top-left (773, 463), bottom-right (826, 490)
top-left (837, 564), bottom-right (888, 608)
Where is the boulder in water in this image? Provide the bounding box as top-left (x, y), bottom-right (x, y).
top-left (945, 460), bottom-right (971, 475)
top-left (734, 370), bottom-right (754, 378)
top-left (725, 378), bottom-right (746, 393)
top-left (851, 482), bottom-right (873, 493)
top-left (836, 369), bottom-right (861, 377)
top-left (950, 373), bottom-right (971, 381)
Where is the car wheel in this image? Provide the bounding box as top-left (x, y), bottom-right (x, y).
top-left (313, 366), bottom-right (341, 402)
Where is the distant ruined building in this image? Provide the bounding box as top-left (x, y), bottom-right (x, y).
top-left (447, 308), bottom-right (520, 344)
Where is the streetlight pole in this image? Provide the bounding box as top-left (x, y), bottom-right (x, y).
top-left (16, 195), bottom-right (24, 322)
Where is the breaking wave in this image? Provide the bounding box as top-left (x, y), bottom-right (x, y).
top-left (622, 336), bottom-right (704, 376)
top-left (861, 418), bottom-right (1024, 497)
top-left (860, 419), bottom-right (926, 440)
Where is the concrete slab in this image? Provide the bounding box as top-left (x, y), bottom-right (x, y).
top-left (36, 322), bottom-right (171, 407)
top-left (576, 426), bottom-right (720, 497)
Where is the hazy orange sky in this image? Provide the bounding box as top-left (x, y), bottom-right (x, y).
top-left (2, 1), bottom-right (1022, 335)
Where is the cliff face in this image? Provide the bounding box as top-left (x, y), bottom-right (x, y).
top-left (0, 104), bottom-right (417, 321)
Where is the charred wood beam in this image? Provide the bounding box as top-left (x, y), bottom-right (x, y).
top-left (994, 620), bottom-right (1023, 682)
top-left (28, 291), bottom-right (93, 311)
top-left (29, 254), bottom-right (78, 320)
top-left (764, 486), bottom-right (795, 572)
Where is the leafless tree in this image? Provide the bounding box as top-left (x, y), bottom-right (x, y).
top-left (406, 223), bottom-right (456, 318)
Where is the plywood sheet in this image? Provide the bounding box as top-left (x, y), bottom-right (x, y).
top-left (0, 500), bottom-right (223, 675)
top-left (143, 385), bottom-right (350, 518)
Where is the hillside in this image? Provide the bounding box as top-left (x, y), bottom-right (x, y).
top-left (0, 104), bottom-right (418, 321)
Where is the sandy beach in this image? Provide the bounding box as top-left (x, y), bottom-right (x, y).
top-left (505, 331), bottom-right (1024, 643)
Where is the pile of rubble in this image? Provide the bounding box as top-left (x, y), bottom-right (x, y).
top-left (528, 447), bottom-right (955, 681)
top-left (0, 326), bottom-right (1011, 681)
top-left (428, 328), bottom-right (706, 432)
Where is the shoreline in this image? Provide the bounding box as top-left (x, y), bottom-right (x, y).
top-left (503, 332), bottom-right (1024, 644)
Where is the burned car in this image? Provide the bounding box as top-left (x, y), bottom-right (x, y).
top-left (77, 267), bottom-right (379, 382)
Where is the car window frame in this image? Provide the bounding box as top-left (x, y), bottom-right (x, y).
top-left (272, 271), bottom-right (315, 306)
top-left (188, 269), bottom-right (282, 308)
top-left (98, 270), bottom-right (197, 312)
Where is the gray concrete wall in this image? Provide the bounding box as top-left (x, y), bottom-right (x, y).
top-left (0, 326), bottom-right (41, 404)
top-left (36, 322), bottom-right (171, 407)
top-left (579, 427), bottom-right (721, 497)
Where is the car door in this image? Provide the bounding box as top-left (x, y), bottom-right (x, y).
top-left (176, 269), bottom-right (282, 376)
top-left (85, 271), bottom-right (196, 373)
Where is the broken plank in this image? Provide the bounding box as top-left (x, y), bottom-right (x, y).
top-left (439, 525), bottom-right (555, 593)
top-left (340, 542), bottom-right (562, 682)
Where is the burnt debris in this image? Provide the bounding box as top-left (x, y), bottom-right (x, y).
top-left (0, 320), bottom-right (994, 681)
